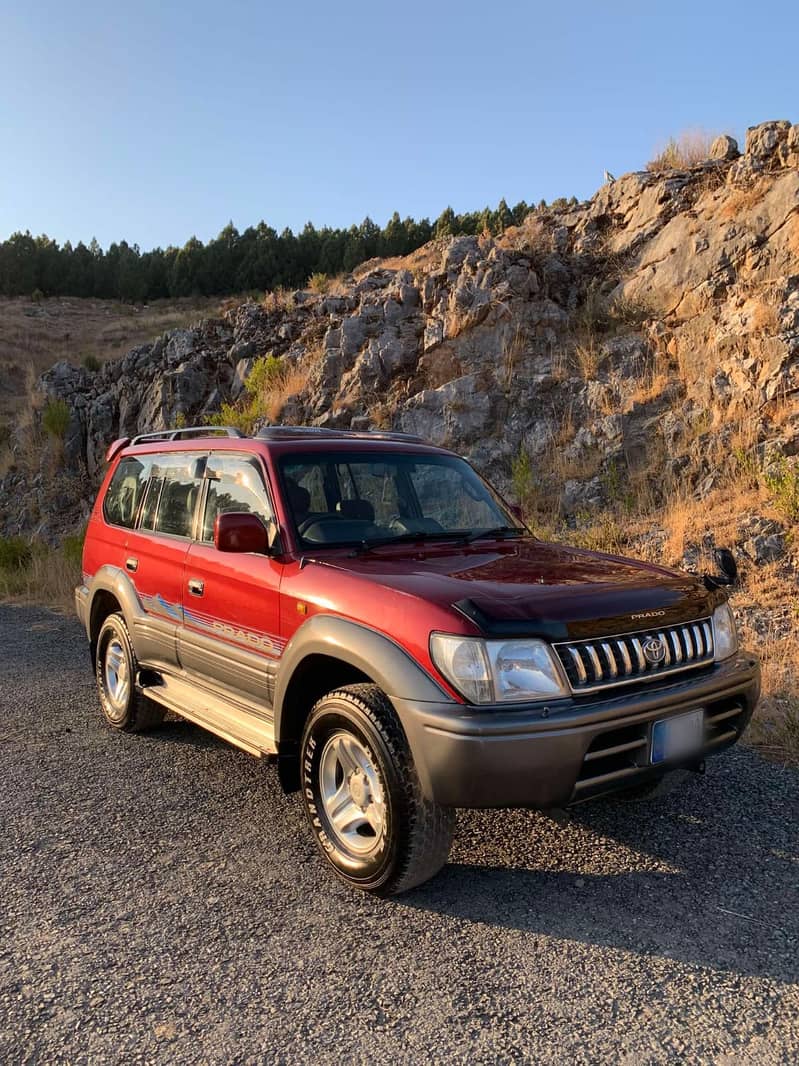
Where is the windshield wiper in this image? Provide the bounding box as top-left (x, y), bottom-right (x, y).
top-left (463, 526), bottom-right (526, 544)
top-left (351, 530), bottom-right (470, 555)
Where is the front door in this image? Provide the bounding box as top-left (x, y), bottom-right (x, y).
top-left (179, 452), bottom-right (284, 709)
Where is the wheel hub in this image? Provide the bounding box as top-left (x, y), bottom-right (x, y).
top-left (318, 731), bottom-right (386, 857)
top-left (349, 769), bottom-right (370, 808)
top-left (104, 637), bottom-right (129, 711)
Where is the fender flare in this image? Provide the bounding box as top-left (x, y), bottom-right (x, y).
top-left (85, 565), bottom-right (145, 638)
top-left (272, 614), bottom-right (452, 743)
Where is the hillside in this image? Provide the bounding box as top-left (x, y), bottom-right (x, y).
top-left (1, 119), bottom-right (797, 756)
top-left (0, 295), bottom-right (219, 434)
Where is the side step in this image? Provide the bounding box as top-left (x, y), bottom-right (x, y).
top-left (139, 672), bottom-right (277, 756)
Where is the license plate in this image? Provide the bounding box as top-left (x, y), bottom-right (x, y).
top-left (651, 709), bottom-right (704, 764)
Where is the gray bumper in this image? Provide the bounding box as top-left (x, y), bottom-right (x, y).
top-left (393, 652), bottom-right (761, 809)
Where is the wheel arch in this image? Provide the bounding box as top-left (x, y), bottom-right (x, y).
top-left (89, 589), bottom-right (122, 661)
top-left (272, 615), bottom-right (451, 793)
top-left (86, 565), bottom-right (142, 662)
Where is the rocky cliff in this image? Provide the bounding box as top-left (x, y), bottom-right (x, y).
top-left (2, 120), bottom-right (798, 563)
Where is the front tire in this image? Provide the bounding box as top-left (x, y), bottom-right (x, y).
top-left (95, 613), bottom-right (165, 733)
top-left (300, 684), bottom-right (455, 895)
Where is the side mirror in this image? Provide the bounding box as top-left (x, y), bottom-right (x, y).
top-left (510, 504), bottom-right (524, 522)
top-left (214, 512), bottom-right (269, 554)
top-left (703, 547), bottom-right (738, 589)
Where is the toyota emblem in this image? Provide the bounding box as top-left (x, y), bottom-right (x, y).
top-left (642, 636), bottom-right (667, 664)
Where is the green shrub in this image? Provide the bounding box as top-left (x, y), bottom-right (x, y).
top-left (209, 398), bottom-right (261, 435)
top-left (62, 532), bottom-right (85, 568)
top-left (764, 457), bottom-right (799, 522)
top-left (42, 399), bottom-right (71, 438)
top-left (82, 354), bottom-right (101, 372)
top-left (0, 536), bottom-right (32, 571)
top-left (511, 449), bottom-right (536, 512)
top-left (31, 288), bottom-right (44, 303)
top-left (246, 354), bottom-right (284, 396)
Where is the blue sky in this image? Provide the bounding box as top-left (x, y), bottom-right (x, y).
top-left (1, 1), bottom-right (796, 250)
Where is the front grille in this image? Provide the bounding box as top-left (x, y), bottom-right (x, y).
top-left (554, 618), bottom-right (714, 694)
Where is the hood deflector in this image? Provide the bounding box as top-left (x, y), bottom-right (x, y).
top-left (453, 598), bottom-right (570, 641)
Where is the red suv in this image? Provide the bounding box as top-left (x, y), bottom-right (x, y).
top-left (76, 426), bottom-right (760, 894)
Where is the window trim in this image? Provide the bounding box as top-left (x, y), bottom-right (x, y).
top-left (198, 450), bottom-right (278, 549)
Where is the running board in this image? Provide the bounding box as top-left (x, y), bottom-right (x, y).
top-left (139, 672), bottom-right (277, 756)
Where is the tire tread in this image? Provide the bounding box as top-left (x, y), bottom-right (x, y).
top-left (308, 683), bottom-right (455, 895)
top-left (97, 613), bottom-right (165, 733)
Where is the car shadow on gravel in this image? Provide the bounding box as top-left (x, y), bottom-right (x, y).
top-left (402, 750), bottom-right (799, 983)
top-left (148, 717), bottom-right (234, 751)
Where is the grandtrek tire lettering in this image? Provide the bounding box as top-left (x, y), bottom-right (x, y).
top-left (299, 685), bottom-right (455, 895)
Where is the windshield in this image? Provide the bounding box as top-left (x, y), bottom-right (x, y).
top-left (280, 451), bottom-right (522, 547)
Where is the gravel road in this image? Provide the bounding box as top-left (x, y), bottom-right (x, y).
top-left (1, 604), bottom-right (797, 1064)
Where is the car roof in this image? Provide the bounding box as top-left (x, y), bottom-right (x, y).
top-left (116, 426), bottom-right (453, 461)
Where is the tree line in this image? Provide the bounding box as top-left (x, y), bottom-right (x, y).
top-left (0, 196), bottom-right (578, 303)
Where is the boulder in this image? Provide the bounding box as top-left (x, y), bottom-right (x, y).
top-left (709, 134), bottom-right (739, 161)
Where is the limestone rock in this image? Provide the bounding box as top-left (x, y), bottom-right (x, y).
top-left (709, 134), bottom-right (739, 161)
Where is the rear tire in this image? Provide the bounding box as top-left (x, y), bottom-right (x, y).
top-left (95, 613), bottom-right (165, 733)
top-left (300, 683), bottom-right (455, 895)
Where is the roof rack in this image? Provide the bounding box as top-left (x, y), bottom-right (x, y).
top-left (130, 426), bottom-right (246, 446)
top-left (254, 427), bottom-right (428, 444)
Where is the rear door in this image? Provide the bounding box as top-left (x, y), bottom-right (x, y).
top-left (179, 452), bottom-right (284, 708)
top-left (122, 451), bottom-right (205, 672)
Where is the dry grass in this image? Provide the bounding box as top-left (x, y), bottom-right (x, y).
top-left (0, 295), bottom-right (219, 432)
top-left (647, 130), bottom-right (718, 172)
top-left (262, 366), bottom-right (310, 422)
top-left (574, 338), bottom-right (600, 380)
top-left (499, 325), bottom-right (527, 389)
top-left (551, 346), bottom-right (571, 382)
top-left (368, 402), bottom-right (395, 430)
top-left (627, 364), bottom-right (674, 409)
top-left (719, 180), bottom-right (768, 221)
top-left (0, 544), bottom-right (81, 610)
top-left (261, 288), bottom-right (295, 314)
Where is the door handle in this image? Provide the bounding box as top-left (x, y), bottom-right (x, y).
top-left (187, 578), bottom-right (204, 596)
top-left (125, 557), bottom-right (138, 573)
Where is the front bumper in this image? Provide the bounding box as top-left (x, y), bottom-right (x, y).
top-left (394, 652), bottom-right (760, 808)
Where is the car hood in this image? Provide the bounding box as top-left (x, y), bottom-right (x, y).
top-left (315, 537), bottom-right (721, 641)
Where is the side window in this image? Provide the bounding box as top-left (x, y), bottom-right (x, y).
top-left (201, 454), bottom-right (274, 543)
top-left (103, 457), bottom-right (151, 528)
top-left (139, 453), bottom-right (205, 539)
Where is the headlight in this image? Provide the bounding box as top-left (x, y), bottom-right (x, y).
top-left (712, 603), bottom-right (738, 661)
top-left (430, 634), bottom-right (569, 704)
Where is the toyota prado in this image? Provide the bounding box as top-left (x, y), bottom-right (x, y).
top-left (76, 426), bottom-right (760, 894)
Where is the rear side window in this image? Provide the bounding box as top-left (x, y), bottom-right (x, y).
top-left (201, 454), bottom-right (274, 542)
top-left (139, 453), bottom-right (205, 539)
top-left (103, 457), bottom-right (151, 528)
